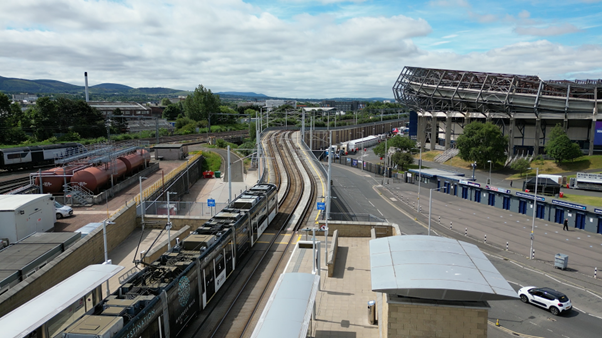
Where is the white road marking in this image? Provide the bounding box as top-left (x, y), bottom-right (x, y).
top-left (589, 314), bottom-right (602, 320)
top-left (587, 290), bottom-right (602, 301)
top-left (390, 197), bottom-right (397, 201)
top-left (573, 307), bottom-right (585, 313)
top-left (368, 201), bottom-right (375, 207)
top-left (377, 209), bottom-right (384, 216)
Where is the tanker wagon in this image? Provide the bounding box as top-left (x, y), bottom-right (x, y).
top-left (0, 194), bottom-right (56, 245)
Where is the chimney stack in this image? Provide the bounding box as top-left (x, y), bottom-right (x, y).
top-left (84, 72), bottom-right (89, 102)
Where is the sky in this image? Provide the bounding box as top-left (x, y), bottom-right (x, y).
top-left (1, 0), bottom-right (602, 99)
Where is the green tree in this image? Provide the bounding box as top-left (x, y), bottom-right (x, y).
top-left (391, 151), bottom-right (414, 170)
top-left (456, 121), bottom-right (508, 166)
top-left (373, 135), bottom-right (416, 157)
top-left (511, 158), bottom-right (530, 177)
top-left (545, 124), bottom-right (583, 162)
top-left (160, 98), bottom-right (172, 106)
top-left (27, 97), bottom-right (58, 141)
top-left (54, 98), bottom-right (105, 138)
top-left (162, 103), bottom-right (183, 120)
top-left (183, 85), bottom-right (220, 123)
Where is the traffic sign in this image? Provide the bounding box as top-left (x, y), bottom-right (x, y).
top-left (207, 199), bottom-right (216, 207)
top-left (317, 202), bottom-right (325, 210)
top-left (320, 225), bottom-right (328, 231)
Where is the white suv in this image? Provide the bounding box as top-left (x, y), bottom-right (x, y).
top-left (518, 286), bottom-right (572, 315)
top-left (55, 201), bottom-right (73, 219)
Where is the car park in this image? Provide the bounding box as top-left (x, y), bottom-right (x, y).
top-left (518, 286), bottom-right (572, 315)
top-left (54, 201), bottom-right (73, 219)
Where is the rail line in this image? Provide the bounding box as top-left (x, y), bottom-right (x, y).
top-left (0, 177), bottom-right (31, 194)
top-left (186, 131), bottom-right (316, 338)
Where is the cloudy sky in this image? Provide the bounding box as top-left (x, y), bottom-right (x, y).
top-left (1, 0), bottom-right (602, 98)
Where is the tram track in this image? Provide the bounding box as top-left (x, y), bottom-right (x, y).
top-left (0, 177), bottom-right (31, 194)
top-left (186, 130), bottom-right (317, 338)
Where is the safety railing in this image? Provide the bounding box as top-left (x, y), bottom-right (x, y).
top-left (111, 152), bottom-right (203, 218)
top-left (142, 201), bottom-right (229, 218)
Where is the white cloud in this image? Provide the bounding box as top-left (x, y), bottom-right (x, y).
top-left (468, 11), bottom-right (497, 23)
top-left (429, 0), bottom-right (470, 7)
top-left (515, 23), bottom-right (582, 36)
top-left (0, 1), bottom-right (600, 98)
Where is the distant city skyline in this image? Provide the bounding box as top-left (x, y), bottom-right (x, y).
top-left (1, 0), bottom-right (601, 98)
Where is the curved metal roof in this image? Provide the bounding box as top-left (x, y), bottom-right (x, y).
top-left (370, 236), bottom-right (517, 301)
top-left (0, 264), bottom-right (124, 338)
top-left (251, 273), bottom-right (320, 338)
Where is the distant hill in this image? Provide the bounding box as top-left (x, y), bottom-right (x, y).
top-left (0, 75), bottom-right (187, 97)
top-left (0, 76), bottom-right (81, 93)
top-left (91, 83), bottom-right (133, 91)
top-left (217, 91), bottom-right (268, 98)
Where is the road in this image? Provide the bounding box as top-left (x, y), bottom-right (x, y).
top-left (328, 161), bottom-right (602, 337)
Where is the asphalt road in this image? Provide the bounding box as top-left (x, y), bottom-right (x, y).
top-left (328, 162), bottom-right (602, 338)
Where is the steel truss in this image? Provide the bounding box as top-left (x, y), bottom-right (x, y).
top-left (393, 67), bottom-right (602, 117)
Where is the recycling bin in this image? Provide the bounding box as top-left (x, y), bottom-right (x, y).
top-left (555, 253), bottom-right (568, 270)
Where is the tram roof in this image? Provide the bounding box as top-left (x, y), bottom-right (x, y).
top-left (0, 264), bottom-right (123, 338)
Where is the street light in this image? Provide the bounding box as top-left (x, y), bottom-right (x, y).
top-left (427, 187), bottom-right (443, 235)
top-left (139, 176), bottom-right (148, 230)
top-left (529, 167), bottom-right (539, 260)
top-left (166, 191), bottom-right (177, 250)
top-left (487, 160), bottom-right (492, 185)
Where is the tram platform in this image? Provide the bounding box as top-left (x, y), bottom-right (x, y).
top-left (284, 236), bottom-right (379, 337)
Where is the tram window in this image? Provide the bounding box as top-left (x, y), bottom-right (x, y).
top-left (215, 254), bottom-right (224, 274)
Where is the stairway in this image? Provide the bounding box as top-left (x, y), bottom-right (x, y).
top-left (65, 183), bottom-right (93, 205)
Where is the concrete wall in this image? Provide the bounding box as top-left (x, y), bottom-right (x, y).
top-left (0, 204), bottom-right (137, 317)
top-left (317, 220), bottom-right (395, 237)
top-left (326, 230), bottom-right (338, 277)
top-left (383, 294), bottom-right (488, 338)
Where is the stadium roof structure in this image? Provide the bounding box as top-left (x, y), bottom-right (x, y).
top-left (393, 66), bottom-right (602, 117)
top-left (370, 235), bottom-right (518, 301)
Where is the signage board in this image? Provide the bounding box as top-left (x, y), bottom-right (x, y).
top-left (552, 199), bottom-right (587, 211)
top-left (594, 208), bottom-right (602, 215)
top-left (485, 185), bottom-right (511, 194)
top-left (515, 192), bottom-right (545, 202)
top-left (595, 121), bottom-right (602, 146)
top-left (460, 180), bottom-right (481, 188)
top-left (317, 202), bottom-right (325, 210)
top-left (207, 199), bottom-right (216, 207)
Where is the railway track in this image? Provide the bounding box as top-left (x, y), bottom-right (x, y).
top-left (0, 177), bottom-right (31, 194)
top-left (183, 131), bottom-right (318, 338)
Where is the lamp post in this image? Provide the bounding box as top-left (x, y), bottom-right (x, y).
top-left (139, 176), bottom-right (147, 230)
top-left (227, 145), bottom-right (231, 203)
top-left (487, 160), bottom-right (492, 185)
top-left (166, 191), bottom-right (177, 250)
top-left (417, 143), bottom-right (422, 213)
top-left (529, 167), bottom-right (539, 260)
top-left (427, 187), bottom-right (444, 235)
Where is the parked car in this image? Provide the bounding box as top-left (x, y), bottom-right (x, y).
top-left (55, 201), bottom-right (73, 219)
top-left (518, 286), bottom-right (572, 315)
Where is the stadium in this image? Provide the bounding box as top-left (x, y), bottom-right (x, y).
top-left (393, 66), bottom-right (602, 158)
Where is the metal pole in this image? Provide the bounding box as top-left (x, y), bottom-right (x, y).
top-left (39, 169), bottom-right (43, 194)
top-left (418, 145), bottom-right (422, 213)
top-left (312, 228), bottom-right (316, 273)
top-left (256, 113), bottom-right (261, 182)
top-left (325, 131), bottom-right (332, 266)
top-left (310, 114), bottom-right (313, 150)
top-left (228, 145), bottom-right (232, 203)
top-left (488, 160), bottom-right (492, 185)
top-left (530, 167), bottom-right (539, 260)
top-left (139, 176), bottom-right (145, 230)
top-left (167, 192), bottom-right (172, 251)
top-left (428, 189), bottom-right (432, 235)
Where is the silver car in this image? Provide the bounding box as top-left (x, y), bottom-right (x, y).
top-left (55, 201), bottom-right (73, 219)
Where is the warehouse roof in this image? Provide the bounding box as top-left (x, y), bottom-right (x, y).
top-left (370, 235), bottom-right (517, 301)
top-left (0, 194), bottom-right (52, 211)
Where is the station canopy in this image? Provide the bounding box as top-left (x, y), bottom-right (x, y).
top-left (370, 235), bottom-right (517, 301)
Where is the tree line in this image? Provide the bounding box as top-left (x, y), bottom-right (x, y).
top-left (0, 93), bottom-right (106, 145)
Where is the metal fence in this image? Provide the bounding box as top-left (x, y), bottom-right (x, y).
top-left (141, 201), bottom-right (229, 218)
top-left (328, 212), bottom-right (386, 223)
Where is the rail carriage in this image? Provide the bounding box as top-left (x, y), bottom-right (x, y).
top-left (0, 143), bottom-right (85, 170)
top-left (55, 183), bottom-right (278, 338)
